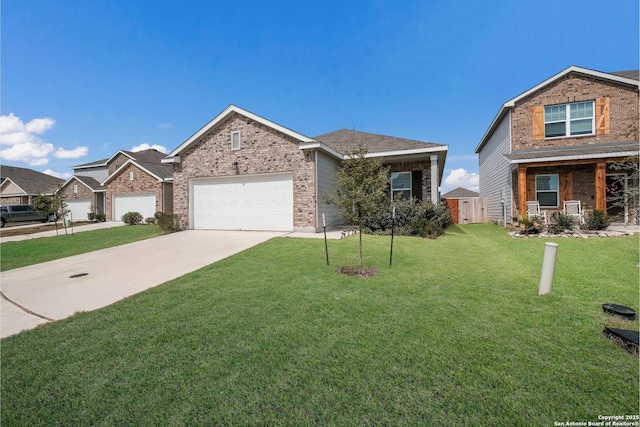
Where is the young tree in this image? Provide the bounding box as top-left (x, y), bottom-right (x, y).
top-left (33, 187), bottom-right (69, 235)
top-left (325, 146), bottom-right (389, 269)
top-left (608, 154), bottom-right (639, 224)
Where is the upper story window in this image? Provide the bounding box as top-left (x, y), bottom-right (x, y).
top-left (544, 101), bottom-right (594, 138)
top-left (391, 172), bottom-right (411, 200)
top-left (73, 184), bottom-right (78, 194)
top-left (535, 174), bottom-right (559, 207)
top-left (231, 131), bottom-right (241, 150)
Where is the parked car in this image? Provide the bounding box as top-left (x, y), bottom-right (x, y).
top-left (0, 204), bottom-right (57, 228)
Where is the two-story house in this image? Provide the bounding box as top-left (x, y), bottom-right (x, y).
top-left (475, 66), bottom-right (639, 225)
top-left (61, 149), bottom-right (173, 221)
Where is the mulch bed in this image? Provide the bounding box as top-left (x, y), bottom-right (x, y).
top-left (336, 266), bottom-right (379, 277)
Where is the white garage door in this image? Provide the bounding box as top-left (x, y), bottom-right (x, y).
top-left (65, 200), bottom-right (91, 221)
top-left (192, 173), bottom-right (293, 231)
top-left (113, 193), bottom-right (156, 222)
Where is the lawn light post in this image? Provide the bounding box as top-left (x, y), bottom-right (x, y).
top-left (538, 242), bottom-right (558, 295)
top-left (323, 213), bottom-right (329, 266)
top-left (389, 206), bottom-right (395, 267)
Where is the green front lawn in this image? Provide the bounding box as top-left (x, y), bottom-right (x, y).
top-left (1, 224), bottom-right (638, 426)
top-left (0, 226), bottom-right (164, 271)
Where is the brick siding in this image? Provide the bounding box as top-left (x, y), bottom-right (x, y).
top-left (105, 163), bottom-right (164, 221)
top-left (172, 113), bottom-right (316, 230)
top-left (512, 73), bottom-right (639, 151)
top-left (60, 179), bottom-right (95, 212)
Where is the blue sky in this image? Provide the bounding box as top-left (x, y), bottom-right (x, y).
top-left (1, 0), bottom-right (638, 192)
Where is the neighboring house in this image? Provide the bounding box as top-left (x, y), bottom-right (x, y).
top-left (441, 187), bottom-right (479, 199)
top-left (475, 66), bottom-right (639, 225)
top-left (163, 105), bottom-right (447, 232)
top-left (0, 165), bottom-right (64, 205)
top-left (63, 149), bottom-right (173, 221)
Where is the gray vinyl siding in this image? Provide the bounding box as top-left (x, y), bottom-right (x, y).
top-left (75, 166), bottom-right (109, 183)
top-left (478, 112), bottom-right (513, 225)
top-left (316, 151), bottom-right (342, 229)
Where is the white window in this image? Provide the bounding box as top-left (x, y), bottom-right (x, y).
top-left (544, 101), bottom-right (594, 138)
top-left (536, 174), bottom-right (559, 207)
top-left (231, 131), bottom-right (241, 150)
top-left (129, 171), bottom-right (134, 181)
top-left (73, 184), bottom-right (78, 194)
top-left (391, 172), bottom-right (411, 200)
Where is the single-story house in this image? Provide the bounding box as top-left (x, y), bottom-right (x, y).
top-left (163, 105), bottom-right (448, 232)
top-left (475, 66), bottom-right (639, 225)
top-left (0, 165), bottom-right (64, 205)
top-left (64, 149), bottom-right (173, 221)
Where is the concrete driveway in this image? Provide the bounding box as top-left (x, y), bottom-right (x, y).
top-left (1, 230), bottom-right (285, 338)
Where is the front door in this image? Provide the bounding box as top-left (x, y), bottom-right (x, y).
top-left (606, 174), bottom-right (627, 222)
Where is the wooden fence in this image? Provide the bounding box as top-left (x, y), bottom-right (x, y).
top-left (444, 197), bottom-right (488, 224)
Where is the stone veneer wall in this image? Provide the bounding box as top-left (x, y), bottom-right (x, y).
top-left (511, 74), bottom-right (639, 151)
top-left (172, 113), bottom-right (316, 230)
top-left (105, 163), bottom-right (164, 221)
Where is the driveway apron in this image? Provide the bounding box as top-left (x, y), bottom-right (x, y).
top-left (1, 230), bottom-right (283, 338)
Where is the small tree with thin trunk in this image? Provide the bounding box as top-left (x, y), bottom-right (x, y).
top-left (325, 146), bottom-right (389, 270)
top-left (33, 187), bottom-right (69, 235)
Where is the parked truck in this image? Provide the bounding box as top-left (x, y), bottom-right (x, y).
top-left (0, 204), bottom-right (57, 228)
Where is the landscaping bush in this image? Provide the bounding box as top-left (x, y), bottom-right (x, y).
top-left (361, 198), bottom-right (452, 238)
top-left (154, 212), bottom-right (181, 233)
top-left (145, 217), bottom-right (157, 225)
top-left (548, 211), bottom-right (574, 234)
top-left (121, 211), bottom-right (143, 225)
top-left (583, 209), bottom-right (612, 230)
top-left (88, 212), bottom-right (106, 222)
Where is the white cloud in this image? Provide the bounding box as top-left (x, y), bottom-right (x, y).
top-left (131, 143), bottom-right (168, 154)
top-left (159, 123), bottom-right (172, 129)
top-left (0, 113), bottom-right (88, 166)
top-left (55, 146), bottom-right (89, 159)
top-left (43, 169), bottom-right (73, 180)
top-left (443, 168), bottom-right (479, 192)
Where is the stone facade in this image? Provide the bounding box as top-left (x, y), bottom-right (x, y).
top-left (104, 163), bottom-right (166, 221)
top-left (512, 73), bottom-right (639, 151)
top-left (172, 112), bottom-right (317, 230)
top-left (387, 161), bottom-right (432, 201)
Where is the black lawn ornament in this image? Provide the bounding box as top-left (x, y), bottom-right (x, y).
top-left (603, 327), bottom-right (639, 355)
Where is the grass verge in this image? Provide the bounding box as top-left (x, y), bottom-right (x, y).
top-left (1, 224), bottom-right (638, 425)
top-left (0, 225), bottom-right (164, 271)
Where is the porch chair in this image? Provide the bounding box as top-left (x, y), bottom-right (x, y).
top-left (563, 200), bottom-right (585, 224)
top-left (526, 201), bottom-right (547, 223)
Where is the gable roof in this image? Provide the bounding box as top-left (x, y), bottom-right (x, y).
top-left (0, 165), bottom-right (64, 196)
top-left (442, 187), bottom-right (479, 198)
top-left (164, 105), bottom-right (315, 161)
top-left (314, 129), bottom-right (446, 157)
top-left (61, 175), bottom-right (104, 192)
top-left (102, 157), bottom-right (173, 185)
top-left (475, 65), bottom-right (640, 153)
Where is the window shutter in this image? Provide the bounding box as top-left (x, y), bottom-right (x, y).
top-left (595, 97), bottom-right (610, 135)
top-left (532, 105), bottom-right (544, 140)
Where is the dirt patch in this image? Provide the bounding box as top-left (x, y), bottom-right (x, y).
top-left (336, 266), bottom-right (379, 277)
top-left (0, 222), bottom-right (95, 238)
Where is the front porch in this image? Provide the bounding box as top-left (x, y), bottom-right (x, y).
top-left (513, 158), bottom-right (635, 223)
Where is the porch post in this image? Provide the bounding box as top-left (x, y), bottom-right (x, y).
top-left (595, 162), bottom-right (606, 211)
top-left (430, 154), bottom-right (439, 204)
top-left (518, 166), bottom-right (527, 216)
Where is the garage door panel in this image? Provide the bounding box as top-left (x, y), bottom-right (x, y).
top-left (113, 194), bottom-right (156, 222)
top-left (66, 200), bottom-right (91, 221)
top-left (192, 173), bottom-right (293, 231)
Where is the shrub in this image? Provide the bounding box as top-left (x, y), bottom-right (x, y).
top-left (514, 215), bottom-right (544, 235)
top-left (121, 211), bottom-right (143, 225)
top-left (361, 198), bottom-right (452, 238)
top-left (88, 212), bottom-right (106, 222)
top-left (145, 217), bottom-right (157, 225)
top-left (584, 209), bottom-right (612, 231)
top-left (548, 212), bottom-right (574, 234)
top-left (154, 212), bottom-right (181, 234)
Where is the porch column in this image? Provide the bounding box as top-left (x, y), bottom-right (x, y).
top-left (430, 154), bottom-right (439, 204)
top-left (518, 166), bottom-right (527, 216)
top-left (595, 162), bottom-right (606, 211)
